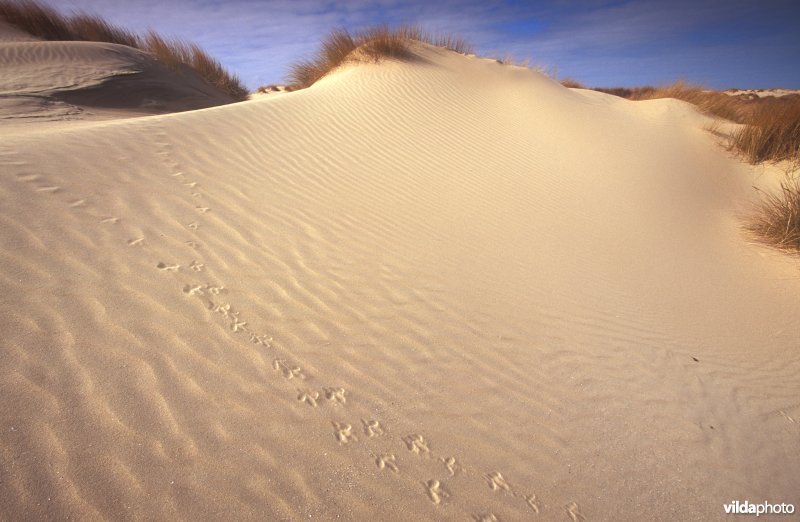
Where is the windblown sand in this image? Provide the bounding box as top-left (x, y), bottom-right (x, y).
top-left (1, 36), bottom-right (799, 521)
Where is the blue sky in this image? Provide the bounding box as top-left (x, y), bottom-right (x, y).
top-left (44, 0), bottom-right (800, 90)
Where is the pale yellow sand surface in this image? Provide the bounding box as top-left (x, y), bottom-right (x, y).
top-left (1, 38), bottom-right (799, 521)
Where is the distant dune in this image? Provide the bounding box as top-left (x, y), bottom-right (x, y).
top-left (0, 19), bottom-right (240, 124)
top-left (1, 22), bottom-right (799, 522)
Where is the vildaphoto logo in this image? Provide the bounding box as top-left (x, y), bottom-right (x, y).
top-left (724, 500), bottom-right (795, 516)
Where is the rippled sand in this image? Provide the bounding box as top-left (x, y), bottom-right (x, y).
top-left (1, 34), bottom-right (799, 520)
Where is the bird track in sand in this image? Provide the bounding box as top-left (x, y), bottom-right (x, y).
top-left (6, 140), bottom-right (587, 520)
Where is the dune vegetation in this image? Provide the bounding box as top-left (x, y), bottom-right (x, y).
top-left (592, 81), bottom-right (800, 164)
top-left (584, 80), bottom-right (800, 252)
top-left (747, 178), bottom-right (800, 252)
top-left (286, 25), bottom-right (472, 90)
top-left (0, 0), bottom-right (248, 100)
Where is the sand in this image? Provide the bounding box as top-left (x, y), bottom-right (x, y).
top-left (1, 30), bottom-right (799, 521)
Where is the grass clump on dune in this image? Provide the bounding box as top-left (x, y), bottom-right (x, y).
top-left (560, 78), bottom-right (585, 89)
top-left (287, 25), bottom-right (472, 90)
top-left (0, 0), bottom-right (247, 100)
top-left (748, 178), bottom-right (800, 253)
top-left (730, 99), bottom-right (800, 164)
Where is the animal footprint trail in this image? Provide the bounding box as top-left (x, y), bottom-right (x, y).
top-left (403, 434), bottom-right (430, 456)
top-left (424, 480), bottom-right (449, 505)
top-left (323, 387), bottom-right (347, 405)
top-left (297, 389), bottom-right (319, 407)
top-left (273, 359), bottom-right (304, 379)
top-left (250, 333), bottom-right (272, 347)
top-left (183, 283), bottom-right (226, 298)
top-left (230, 316), bottom-right (247, 332)
top-left (183, 284), bottom-right (204, 296)
top-left (486, 472), bottom-right (513, 495)
top-left (332, 422), bottom-right (357, 444)
top-left (440, 456), bottom-right (464, 476)
top-left (362, 419), bottom-right (384, 437)
top-left (375, 454), bottom-right (398, 473)
top-left (524, 494), bottom-right (540, 513)
top-left (565, 502), bottom-right (585, 521)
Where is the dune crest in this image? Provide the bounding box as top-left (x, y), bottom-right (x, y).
top-left (1, 42), bottom-right (799, 520)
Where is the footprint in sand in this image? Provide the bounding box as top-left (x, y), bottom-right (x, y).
top-left (35, 185), bottom-right (60, 193)
top-left (171, 171), bottom-right (184, 177)
top-left (183, 284), bottom-right (204, 296)
top-left (127, 237), bottom-right (144, 246)
top-left (196, 206), bottom-right (210, 213)
top-left (297, 389), bottom-right (319, 407)
top-left (323, 387), bottom-right (347, 405)
top-left (440, 456), bottom-right (463, 476)
top-left (424, 480), bottom-right (449, 505)
top-left (188, 260), bottom-right (204, 272)
top-left (566, 502), bottom-right (585, 521)
top-left (16, 173), bottom-right (41, 182)
top-left (403, 434), bottom-right (430, 456)
top-left (230, 316), bottom-right (247, 332)
top-left (361, 419), bottom-right (384, 437)
top-left (156, 262), bottom-right (180, 271)
top-left (187, 222), bottom-right (199, 230)
top-left (205, 284), bottom-right (225, 295)
top-left (100, 216), bottom-right (119, 224)
top-left (332, 422), bottom-right (357, 444)
top-left (209, 301), bottom-right (232, 316)
top-left (375, 454), bottom-right (398, 473)
top-left (486, 471), bottom-right (512, 494)
top-left (524, 494), bottom-right (540, 513)
top-left (69, 199), bottom-right (86, 208)
top-left (473, 514), bottom-right (498, 522)
top-left (192, 192), bottom-right (202, 198)
top-left (183, 181), bottom-right (197, 188)
top-left (250, 332), bottom-right (272, 346)
top-left (273, 359), bottom-right (304, 379)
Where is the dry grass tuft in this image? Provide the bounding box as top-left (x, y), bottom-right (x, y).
top-left (0, 0), bottom-right (70, 39)
top-left (0, 0), bottom-right (247, 100)
top-left (67, 13), bottom-right (140, 47)
top-left (560, 78), bottom-right (585, 89)
top-left (730, 99), bottom-right (800, 164)
top-left (287, 25), bottom-right (472, 90)
top-left (748, 177), bottom-right (800, 252)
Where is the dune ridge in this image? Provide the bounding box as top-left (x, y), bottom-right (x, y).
top-left (1, 42), bottom-right (799, 520)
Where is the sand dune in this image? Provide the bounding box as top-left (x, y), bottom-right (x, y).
top-left (1, 40), bottom-right (799, 521)
top-left (0, 23), bottom-right (236, 127)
